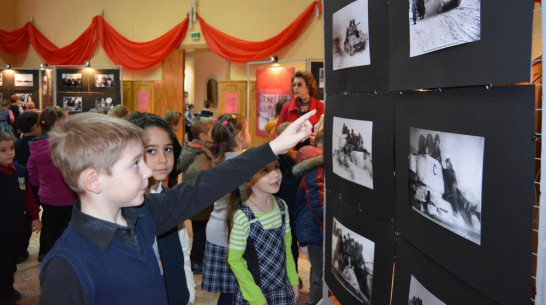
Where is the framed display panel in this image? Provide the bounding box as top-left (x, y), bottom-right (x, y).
top-left (0, 69), bottom-right (40, 105)
top-left (324, 204), bottom-right (396, 305)
top-left (323, 0), bottom-right (390, 94)
top-left (323, 93), bottom-right (395, 221)
top-left (394, 86), bottom-right (535, 304)
top-left (392, 237), bottom-right (498, 305)
top-left (389, 0), bottom-right (533, 90)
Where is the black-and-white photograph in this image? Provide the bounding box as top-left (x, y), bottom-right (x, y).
top-left (95, 97), bottom-right (114, 112)
top-left (332, 0), bottom-right (371, 70)
top-left (408, 127), bottom-right (484, 244)
top-left (331, 217), bottom-right (374, 304)
top-left (408, 275), bottom-right (446, 305)
top-left (14, 74), bottom-right (33, 87)
top-left (63, 96), bottom-right (83, 112)
top-left (0, 73), bottom-right (3, 86)
top-left (332, 116), bottom-right (373, 189)
top-left (409, 0), bottom-right (480, 57)
top-left (15, 93), bottom-right (33, 103)
top-left (62, 73), bottom-right (82, 87)
top-left (95, 74), bottom-right (115, 88)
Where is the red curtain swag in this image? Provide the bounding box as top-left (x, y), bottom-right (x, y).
top-left (198, 1), bottom-right (322, 63)
top-left (96, 15), bottom-right (189, 70)
top-left (26, 20), bottom-right (99, 65)
top-left (0, 1), bottom-right (320, 69)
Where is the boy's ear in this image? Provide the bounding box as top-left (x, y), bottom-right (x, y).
top-left (198, 132), bottom-right (206, 141)
top-left (81, 168), bottom-right (101, 194)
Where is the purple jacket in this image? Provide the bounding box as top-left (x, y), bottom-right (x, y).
top-left (27, 138), bottom-right (78, 206)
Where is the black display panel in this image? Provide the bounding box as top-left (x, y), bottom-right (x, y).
top-left (323, 93), bottom-right (395, 222)
top-left (392, 237), bottom-right (498, 305)
top-left (394, 85), bottom-right (535, 304)
top-left (389, 0), bottom-right (533, 90)
top-left (323, 0), bottom-right (390, 94)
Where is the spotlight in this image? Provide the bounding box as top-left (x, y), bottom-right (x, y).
top-left (269, 56), bottom-right (278, 64)
top-left (40, 63), bottom-right (48, 70)
top-left (84, 60), bottom-right (91, 67)
top-left (5, 64), bottom-right (11, 69)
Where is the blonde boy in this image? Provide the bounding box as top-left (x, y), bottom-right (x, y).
top-left (39, 111), bottom-right (315, 305)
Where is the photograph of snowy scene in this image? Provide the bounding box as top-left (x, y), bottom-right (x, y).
top-left (332, 116), bottom-right (373, 189)
top-left (409, 0), bottom-right (480, 57)
top-left (332, 217), bottom-right (374, 304)
top-left (332, 0), bottom-right (371, 70)
top-left (408, 127), bottom-right (484, 244)
top-left (408, 275), bottom-right (446, 305)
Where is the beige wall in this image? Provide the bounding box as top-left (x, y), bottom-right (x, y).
top-left (188, 49), bottom-right (229, 112)
top-left (0, 0), bottom-right (324, 81)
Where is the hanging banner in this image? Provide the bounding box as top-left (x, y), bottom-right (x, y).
top-left (255, 67), bottom-right (294, 137)
top-left (225, 92), bottom-right (239, 114)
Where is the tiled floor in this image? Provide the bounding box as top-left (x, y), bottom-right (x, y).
top-left (14, 225), bottom-right (312, 305)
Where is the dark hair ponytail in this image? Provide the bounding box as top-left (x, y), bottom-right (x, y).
top-left (38, 107), bottom-right (61, 133)
top-left (225, 187), bottom-right (252, 242)
top-left (212, 113), bottom-right (246, 165)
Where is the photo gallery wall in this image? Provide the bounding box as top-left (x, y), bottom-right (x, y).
top-left (321, 1), bottom-right (536, 304)
top-left (323, 86), bottom-right (535, 305)
top-left (56, 68), bottom-right (121, 112)
top-left (0, 69), bottom-right (40, 106)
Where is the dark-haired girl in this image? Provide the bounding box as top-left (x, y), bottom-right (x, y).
top-left (27, 107), bottom-right (77, 261)
top-left (201, 113), bottom-right (250, 305)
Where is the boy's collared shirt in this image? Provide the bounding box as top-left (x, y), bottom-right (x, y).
top-left (70, 201), bottom-right (142, 251)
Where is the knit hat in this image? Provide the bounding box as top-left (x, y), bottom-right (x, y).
top-left (296, 145), bottom-right (323, 163)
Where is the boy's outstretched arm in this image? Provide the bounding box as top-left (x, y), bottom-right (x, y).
top-left (269, 109), bottom-right (316, 155)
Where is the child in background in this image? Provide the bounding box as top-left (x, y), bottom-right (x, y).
top-left (107, 104), bottom-right (130, 119)
top-left (201, 113), bottom-right (251, 305)
top-left (14, 111), bottom-right (40, 166)
top-left (293, 130), bottom-right (324, 305)
top-left (178, 116), bottom-right (215, 274)
top-left (13, 111), bottom-right (40, 263)
top-left (274, 122), bottom-right (302, 276)
top-left (163, 110), bottom-right (183, 188)
top-left (0, 131), bottom-right (41, 305)
top-left (28, 107), bottom-right (78, 262)
top-left (0, 100), bottom-right (16, 140)
top-left (227, 160), bottom-right (299, 305)
top-left (130, 113), bottom-right (195, 305)
top-left (38, 111), bottom-right (314, 305)
top-left (264, 99), bottom-right (289, 141)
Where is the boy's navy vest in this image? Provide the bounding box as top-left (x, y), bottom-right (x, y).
top-left (0, 164), bottom-right (27, 235)
top-left (40, 206), bottom-right (168, 305)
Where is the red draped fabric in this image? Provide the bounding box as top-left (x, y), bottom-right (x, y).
top-left (26, 19), bottom-right (99, 65)
top-left (96, 15), bottom-right (189, 70)
top-left (0, 26), bottom-right (30, 54)
top-left (197, 1), bottom-right (322, 63)
top-left (0, 1), bottom-right (319, 68)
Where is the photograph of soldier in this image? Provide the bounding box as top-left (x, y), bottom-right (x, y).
top-left (15, 93), bottom-right (33, 104)
top-left (332, 116), bottom-right (373, 189)
top-left (408, 127), bottom-right (484, 244)
top-left (95, 74), bottom-right (115, 88)
top-left (62, 96), bottom-right (83, 112)
top-left (408, 0), bottom-right (480, 57)
top-left (332, 0), bottom-right (370, 70)
top-left (62, 73), bottom-right (82, 87)
top-left (331, 217), bottom-right (374, 304)
top-left (408, 275), bottom-right (446, 305)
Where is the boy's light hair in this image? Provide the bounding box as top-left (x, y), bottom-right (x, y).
top-left (191, 116), bottom-right (213, 139)
top-left (49, 113), bottom-right (143, 194)
top-left (276, 122), bottom-right (291, 137)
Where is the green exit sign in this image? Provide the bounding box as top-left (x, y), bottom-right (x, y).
top-left (191, 32), bottom-right (200, 40)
